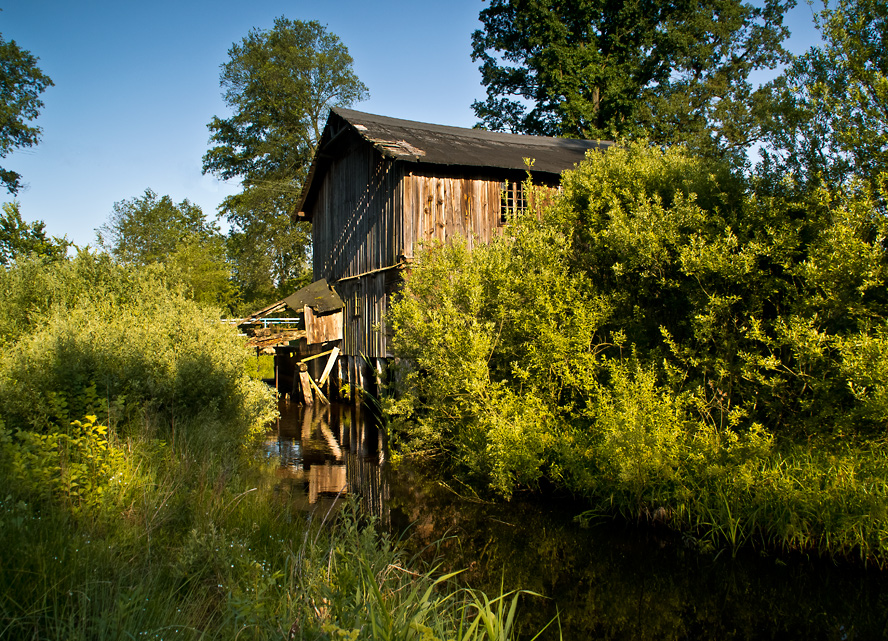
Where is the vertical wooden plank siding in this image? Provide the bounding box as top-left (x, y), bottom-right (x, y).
top-left (399, 171), bottom-right (503, 259)
top-left (310, 147), bottom-right (508, 358)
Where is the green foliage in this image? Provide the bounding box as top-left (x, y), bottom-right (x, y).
top-left (0, 201), bottom-right (69, 265)
top-left (471, 0), bottom-right (793, 161)
top-left (387, 141), bottom-right (888, 561)
top-left (96, 188), bottom-right (217, 265)
top-left (387, 219), bottom-right (609, 496)
top-left (95, 189), bottom-right (238, 310)
top-left (761, 0), bottom-right (888, 193)
top-left (0, 415), bottom-right (131, 514)
top-left (0, 251), bottom-right (275, 446)
top-left (165, 234), bottom-right (240, 310)
top-left (203, 17), bottom-right (368, 302)
top-left (0, 453), bottom-right (549, 641)
top-left (295, 502), bottom-right (551, 641)
top-left (224, 195), bottom-right (312, 308)
top-left (0, 249), bottom-right (132, 345)
top-left (0, 33), bottom-right (53, 194)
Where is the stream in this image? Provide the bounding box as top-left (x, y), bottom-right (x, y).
top-left (262, 399), bottom-right (888, 640)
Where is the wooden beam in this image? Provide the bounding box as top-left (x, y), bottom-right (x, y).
top-left (298, 348), bottom-right (337, 363)
top-left (235, 299), bottom-right (290, 326)
top-left (307, 373), bottom-right (330, 405)
top-left (334, 261), bottom-right (408, 283)
top-left (319, 347), bottom-right (341, 386)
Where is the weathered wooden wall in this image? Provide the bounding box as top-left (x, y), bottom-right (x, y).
top-left (312, 145), bottom-right (400, 282)
top-left (400, 171), bottom-right (503, 255)
top-left (304, 306), bottom-right (343, 344)
top-left (309, 143), bottom-right (517, 359)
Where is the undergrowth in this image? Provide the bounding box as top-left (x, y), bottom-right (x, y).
top-left (386, 142), bottom-right (888, 565)
top-left (0, 253), bottom-right (548, 640)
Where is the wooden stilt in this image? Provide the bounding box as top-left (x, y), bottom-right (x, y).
top-left (348, 355), bottom-right (356, 401)
top-left (332, 357), bottom-right (343, 401)
top-left (298, 363), bottom-right (313, 405)
top-left (307, 373), bottom-right (330, 404)
top-left (291, 364), bottom-right (299, 401)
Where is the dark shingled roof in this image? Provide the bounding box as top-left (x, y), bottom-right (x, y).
top-left (295, 108), bottom-right (612, 219)
top-left (331, 107), bottom-right (612, 174)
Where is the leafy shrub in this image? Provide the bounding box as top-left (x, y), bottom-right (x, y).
top-left (0, 415), bottom-right (132, 514)
top-left (387, 141), bottom-right (888, 560)
top-left (0, 251), bottom-right (275, 447)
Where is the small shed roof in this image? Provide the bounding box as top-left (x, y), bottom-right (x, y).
top-left (295, 108), bottom-right (612, 219)
top-left (283, 278), bottom-right (343, 314)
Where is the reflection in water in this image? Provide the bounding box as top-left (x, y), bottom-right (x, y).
top-left (262, 399), bottom-right (388, 523)
top-left (264, 402), bottom-right (888, 640)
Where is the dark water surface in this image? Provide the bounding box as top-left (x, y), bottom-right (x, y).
top-left (263, 400), bottom-right (888, 640)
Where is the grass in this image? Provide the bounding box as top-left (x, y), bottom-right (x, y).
top-left (0, 410), bottom-right (555, 641)
top-left (572, 435), bottom-right (888, 565)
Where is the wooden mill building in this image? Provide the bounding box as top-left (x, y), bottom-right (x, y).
top-left (284, 108), bottom-right (610, 399)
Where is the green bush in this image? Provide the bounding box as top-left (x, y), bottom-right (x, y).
top-left (0, 251), bottom-right (275, 446)
top-left (386, 141), bottom-right (888, 561)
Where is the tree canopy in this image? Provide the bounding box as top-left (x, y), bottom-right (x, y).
top-left (0, 33), bottom-right (53, 194)
top-left (203, 17), bottom-right (368, 304)
top-left (761, 0), bottom-right (888, 192)
top-left (96, 189), bottom-right (237, 310)
top-left (96, 189), bottom-right (216, 265)
top-left (0, 201), bottom-right (68, 265)
top-left (471, 0), bottom-right (793, 160)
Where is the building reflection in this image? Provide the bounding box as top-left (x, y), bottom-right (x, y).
top-left (262, 399), bottom-right (389, 524)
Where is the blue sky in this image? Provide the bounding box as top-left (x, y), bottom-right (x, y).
top-left (4, 0), bottom-right (822, 247)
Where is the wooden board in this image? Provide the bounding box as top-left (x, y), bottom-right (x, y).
top-left (299, 371), bottom-right (314, 405)
top-left (304, 306), bottom-right (343, 344)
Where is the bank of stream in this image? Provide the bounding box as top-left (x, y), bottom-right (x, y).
top-left (264, 400), bottom-right (888, 640)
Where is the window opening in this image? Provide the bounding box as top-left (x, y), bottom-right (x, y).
top-left (500, 180), bottom-right (527, 224)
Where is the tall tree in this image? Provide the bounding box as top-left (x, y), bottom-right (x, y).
top-left (0, 201), bottom-right (68, 265)
top-left (96, 189), bottom-right (216, 265)
top-left (0, 33), bottom-right (53, 194)
top-left (202, 17), bottom-right (368, 304)
top-left (761, 0), bottom-right (888, 192)
top-left (471, 0), bottom-right (792, 160)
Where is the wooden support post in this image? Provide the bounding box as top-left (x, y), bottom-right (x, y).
top-left (298, 363), bottom-right (313, 405)
top-left (307, 372), bottom-right (330, 404)
top-left (348, 355), bottom-right (356, 401)
top-left (291, 363), bottom-right (300, 401)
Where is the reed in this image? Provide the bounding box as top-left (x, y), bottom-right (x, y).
top-left (588, 436), bottom-right (888, 564)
